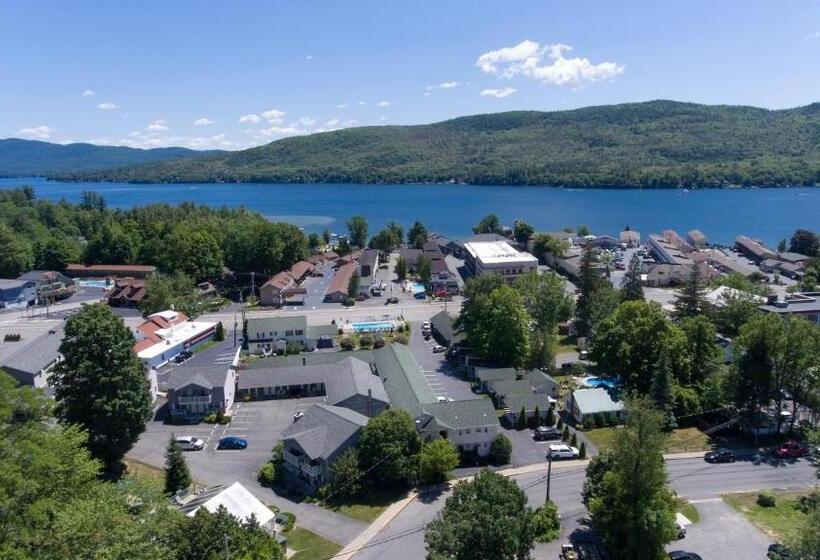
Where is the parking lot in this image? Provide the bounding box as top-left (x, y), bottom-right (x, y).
top-left (670, 499), bottom-right (773, 559)
top-left (408, 320), bottom-right (475, 401)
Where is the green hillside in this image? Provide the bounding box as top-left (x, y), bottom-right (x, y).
top-left (0, 138), bottom-right (224, 176)
top-left (55, 100), bottom-right (820, 187)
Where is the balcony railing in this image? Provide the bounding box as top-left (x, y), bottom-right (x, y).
top-left (178, 395), bottom-right (211, 405)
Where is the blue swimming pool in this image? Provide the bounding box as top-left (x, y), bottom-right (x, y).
top-left (352, 321), bottom-right (395, 332)
top-left (583, 376), bottom-right (621, 389)
top-left (79, 279), bottom-right (112, 289)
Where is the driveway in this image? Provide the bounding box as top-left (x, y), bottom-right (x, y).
top-left (407, 320), bottom-right (475, 401)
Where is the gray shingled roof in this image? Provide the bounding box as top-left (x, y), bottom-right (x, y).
top-left (488, 379), bottom-right (534, 397)
top-left (165, 363), bottom-right (231, 391)
top-left (281, 404), bottom-right (368, 461)
top-left (244, 351), bottom-right (375, 369)
top-left (475, 367), bottom-right (517, 385)
top-left (373, 344), bottom-right (436, 416)
top-left (1, 326), bottom-right (63, 375)
top-left (572, 388), bottom-right (624, 415)
top-left (504, 393), bottom-right (553, 413)
top-left (420, 399), bottom-right (497, 431)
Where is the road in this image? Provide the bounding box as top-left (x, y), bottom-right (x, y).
top-left (351, 455), bottom-right (817, 560)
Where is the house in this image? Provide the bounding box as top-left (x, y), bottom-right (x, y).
top-left (686, 229), bottom-right (708, 248)
top-left (374, 344), bottom-right (499, 456)
top-left (778, 261), bottom-right (805, 279)
top-left (704, 286), bottom-right (765, 308)
top-left (107, 278), bottom-right (147, 307)
top-left (165, 362), bottom-right (236, 419)
top-left (526, 369), bottom-right (559, 398)
top-left (619, 230), bottom-right (641, 247)
top-left (325, 262), bottom-right (357, 302)
top-left (397, 248), bottom-right (423, 271)
top-left (132, 310), bottom-right (216, 368)
top-left (703, 250), bottom-right (758, 278)
top-left (245, 315), bottom-right (338, 353)
top-left (588, 235), bottom-right (619, 249)
top-left (644, 263), bottom-right (695, 287)
top-left (358, 249), bottom-right (380, 293)
top-left (759, 292), bottom-right (820, 324)
top-left (429, 310), bottom-right (465, 347)
top-left (0, 279), bottom-right (37, 309)
top-left (175, 482), bottom-right (277, 533)
top-left (478, 367), bottom-right (558, 425)
top-left (503, 393), bottom-right (554, 425)
top-left (777, 252), bottom-right (811, 264)
top-left (237, 356), bottom-right (390, 417)
top-left (65, 263), bottom-right (157, 279)
top-left (735, 236), bottom-right (776, 263)
top-left (281, 404), bottom-right (369, 489)
top-left (17, 270), bottom-right (76, 301)
top-left (648, 234), bottom-right (694, 266)
top-left (259, 271), bottom-right (294, 307)
top-left (565, 388), bottom-right (625, 424)
top-left (289, 260), bottom-right (315, 284)
top-left (461, 240), bottom-right (537, 281)
top-left (422, 241), bottom-right (460, 295)
top-left (1, 325), bottom-right (63, 387)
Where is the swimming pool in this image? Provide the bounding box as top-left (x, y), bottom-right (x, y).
top-left (352, 321), bottom-right (395, 333)
top-left (79, 279), bottom-right (112, 289)
top-left (583, 376), bottom-right (621, 389)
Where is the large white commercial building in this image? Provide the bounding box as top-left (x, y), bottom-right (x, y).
top-left (462, 240), bottom-right (538, 281)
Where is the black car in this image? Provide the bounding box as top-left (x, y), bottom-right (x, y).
top-left (768, 543), bottom-right (792, 559)
top-left (174, 350), bottom-right (193, 364)
top-left (704, 448), bottom-right (736, 463)
top-left (669, 552), bottom-right (703, 560)
top-left (533, 426), bottom-right (562, 441)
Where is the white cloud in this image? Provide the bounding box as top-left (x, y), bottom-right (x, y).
top-left (147, 119), bottom-right (169, 131)
top-left (426, 81), bottom-right (460, 91)
top-left (261, 109), bottom-right (286, 123)
top-left (97, 102), bottom-right (120, 110)
top-left (480, 87), bottom-right (517, 98)
top-left (476, 40), bottom-right (624, 87)
top-left (379, 116), bottom-right (388, 121)
top-left (298, 116), bottom-right (317, 126)
top-left (194, 117), bottom-right (215, 126)
top-left (343, 119), bottom-right (358, 126)
top-left (325, 118), bottom-right (340, 127)
top-left (377, 100), bottom-right (391, 107)
top-left (337, 103), bottom-right (348, 109)
top-left (18, 125), bottom-right (54, 139)
top-left (239, 113), bottom-right (261, 124)
top-left (306, 54), bottom-right (313, 60)
top-left (805, 31), bottom-right (820, 40)
top-left (82, 89), bottom-right (95, 97)
top-left (357, 101), bottom-right (365, 106)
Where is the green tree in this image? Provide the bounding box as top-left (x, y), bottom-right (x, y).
top-left (347, 215), bottom-right (368, 248)
top-left (0, 222), bottom-right (35, 277)
top-left (357, 409), bottom-right (422, 485)
top-left (680, 315), bottom-right (721, 384)
top-left (348, 270), bottom-right (360, 298)
top-left (779, 318), bottom-right (820, 432)
top-left (582, 449), bottom-right (616, 507)
top-left (789, 228), bottom-right (819, 257)
top-left (591, 300), bottom-right (689, 394)
top-left (214, 321), bottom-right (225, 341)
top-left (530, 501), bottom-right (561, 543)
top-left (370, 228), bottom-right (400, 255)
top-left (575, 242), bottom-right (604, 337)
top-left (140, 272), bottom-right (205, 318)
top-left (425, 471), bottom-right (534, 560)
top-left (531, 233), bottom-right (569, 262)
top-left (472, 214), bottom-right (503, 235)
top-left (322, 228), bottom-right (332, 245)
top-left (466, 284), bottom-right (531, 367)
top-left (407, 220), bottom-right (429, 249)
top-left (789, 506), bottom-right (820, 559)
top-left (84, 221), bottom-right (138, 265)
top-left (710, 289), bottom-right (763, 337)
top-left (515, 407), bottom-right (527, 430)
top-left (577, 225), bottom-right (590, 237)
top-left (620, 253), bottom-right (644, 301)
top-left (579, 441), bottom-right (587, 459)
top-left (488, 434), bottom-right (512, 465)
top-left (417, 255), bottom-right (432, 289)
top-left (395, 256), bottom-right (408, 282)
top-left (308, 232), bottom-right (321, 251)
top-left (50, 304), bottom-right (153, 470)
top-left (513, 219), bottom-right (534, 243)
top-left (387, 221), bottom-right (404, 246)
top-left (672, 265), bottom-right (708, 319)
top-left (174, 505), bottom-right (284, 560)
top-left (514, 270), bottom-right (574, 333)
top-left (545, 406), bottom-right (555, 426)
top-left (329, 447), bottom-right (362, 501)
top-left (588, 396), bottom-right (678, 560)
top-left (164, 435), bottom-right (192, 495)
top-left (420, 439), bottom-right (460, 483)
top-left (37, 235), bottom-right (82, 272)
top-left (166, 227), bottom-right (224, 282)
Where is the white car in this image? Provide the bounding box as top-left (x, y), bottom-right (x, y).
top-left (174, 436), bottom-right (206, 451)
top-left (548, 444), bottom-right (579, 460)
top-left (436, 396), bottom-right (448, 403)
top-left (432, 345), bottom-right (446, 353)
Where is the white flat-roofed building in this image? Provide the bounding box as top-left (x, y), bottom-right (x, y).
top-left (133, 310), bottom-right (216, 369)
top-left (462, 240), bottom-right (538, 281)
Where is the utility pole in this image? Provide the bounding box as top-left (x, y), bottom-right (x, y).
top-left (250, 271), bottom-right (256, 300)
top-left (233, 310), bottom-right (238, 348)
top-left (545, 452), bottom-right (553, 503)
top-left (223, 534), bottom-right (230, 560)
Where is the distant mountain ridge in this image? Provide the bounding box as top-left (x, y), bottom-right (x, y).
top-left (0, 138), bottom-right (225, 176)
top-left (39, 100), bottom-right (820, 187)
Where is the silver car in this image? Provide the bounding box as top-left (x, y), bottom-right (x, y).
top-left (174, 436), bottom-right (206, 451)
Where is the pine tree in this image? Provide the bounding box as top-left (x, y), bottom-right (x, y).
top-left (515, 407), bottom-right (527, 430)
top-left (575, 242), bottom-right (603, 337)
top-left (164, 436), bottom-right (192, 495)
top-left (650, 348), bottom-right (677, 432)
top-left (570, 433), bottom-right (578, 447)
top-left (545, 406), bottom-right (555, 427)
top-left (579, 441), bottom-right (587, 459)
top-left (562, 426), bottom-right (570, 441)
top-left (620, 253), bottom-right (644, 302)
top-left (672, 265), bottom-right (708, 319)
top-left (214, 321), bottom-right (225, 341)
top-left (533, 406), bottom-right (541, 428)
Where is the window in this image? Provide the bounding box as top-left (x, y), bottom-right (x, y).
top-left (285, 330), bottom-right (294, 336)
top-left (484, 427), bottom-right (488, 433)
top-left (465, 429), bottom-right (471, 434)
top-left (295, 329), bottom-right (304, 336)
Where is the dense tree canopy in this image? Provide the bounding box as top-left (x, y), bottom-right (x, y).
top-left (357, 409), bottom-right (422, 485)
top-left (347, 215), bottom-right (368, 248)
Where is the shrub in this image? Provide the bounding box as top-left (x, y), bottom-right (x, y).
top-left (531, 501), bottom-right (561, 543)
top-left (757, 492), bottom-right (776, 508)
top-left (343, 297), bottom-right (355, 307)
top-left (594, 413), bottom-right (604, 429)
top-left (556, 418), bottom-right (563, 430)
top-left (3, 333), bottom-right (21, 342)
top-left (278, 511), bottom-right (296, 532)
top-left (339, 336), bottom-right (354, 351)
top-left (359, 333), bottom-right (374, 348)
top-left (579, 442), bottom-right (587, 459)
top-left (562, 426), bottom-right (570, 441)
top-left (285, 341), bottom-right (302, 355)
top-left (582, 417), bottom-right (594, 430)
top-left (606, 414), bottom-right (619, 427)
top-left (241, 392), bottom-right (252, 402)
top-left (545, 407), bottom-right (555, 426)
top-left (393, 333), bottom-right (408, 345)
top-left (257, 462), bottom-right (276, 487)
top-left (570, 433), bottom-right (578, 447)
top-left (373, 334), bottom-right (385, 348)
top-left (488, 434), bottom-right (512, 466)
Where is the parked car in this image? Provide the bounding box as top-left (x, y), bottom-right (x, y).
top-left (355, 294), bottom-right (366, 301)
top-left (293, 410), bottom-right (304, 421)
top-left (704, 448), bottom-right (736, 463)
top-left (675, 521), bottom-right (687, 539)
top-left (767, 543), bottom-right (793, 559)
top-left (776, 441), bottom-right (808, 458)
top-left (533, 426), bottom-right (561, 441)
top-left (174, 350), bottom-right (193, 363)
top-left (547, 444), bottom-right (579, 460)
top-left (578, 350), bottom-right (589, 360)
top-left (174, 436), bottom-right (206, 451)
top-left (668, 552), bottom-right (703, 560)
top-left (436, 396), bottom-right (448, 403)
top-left (217, 436), bottom-right (248, 450)
top-left (385, 297), bottom-right (399, 304)
top-left (432, 345), bottom-right (446, 353)
top-left (560, 544), bottom-right (578, 560)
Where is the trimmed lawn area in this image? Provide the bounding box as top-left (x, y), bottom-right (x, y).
top-left (676, 499), bottom-right (701, 524)
top-left (193, 339), bottom-right (220, 354)
top-left (287, 527), bottom-right (342, 560)
top-left (324, 486), bottom-right (408, 523)
top-left (723, 490), bottom-right (811, 541)
top-left (583, 426), bottom-right (711, 453)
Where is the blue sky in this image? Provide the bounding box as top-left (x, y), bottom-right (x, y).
top-left (2, 1), bottom-right (819, 150)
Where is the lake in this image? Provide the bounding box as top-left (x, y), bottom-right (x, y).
top-left (2, 177), bottom-right (819, 247)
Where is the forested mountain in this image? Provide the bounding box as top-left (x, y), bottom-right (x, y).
top-left (55, 100), bottom-right (820, 188)
top-left (0, 138), bottom-right (224, 176)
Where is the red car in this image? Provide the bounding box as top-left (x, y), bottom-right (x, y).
top-left (776, 441), bottom-right (807, 458)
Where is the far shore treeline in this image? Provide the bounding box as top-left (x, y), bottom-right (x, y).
top-left (49, 101), bottom-right (820, 189)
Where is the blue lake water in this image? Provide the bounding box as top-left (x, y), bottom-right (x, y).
top-left (2, 177), bottom-right (818, 247)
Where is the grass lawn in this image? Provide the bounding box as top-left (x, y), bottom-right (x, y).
top-left (723, 490), bottom-right (810, 541)
top-left (555, 335), bottom-right (578, 354)
top-left (193, 339), bottom-right (220, 354)
top-left (676, 498), bottom-right (701, 524)
top-left (584, 427), bottom-right (711, 454)
top-left (325, 486), bottom-right (408, 523)
top-left (286, 527), bottom-right (342, 560)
